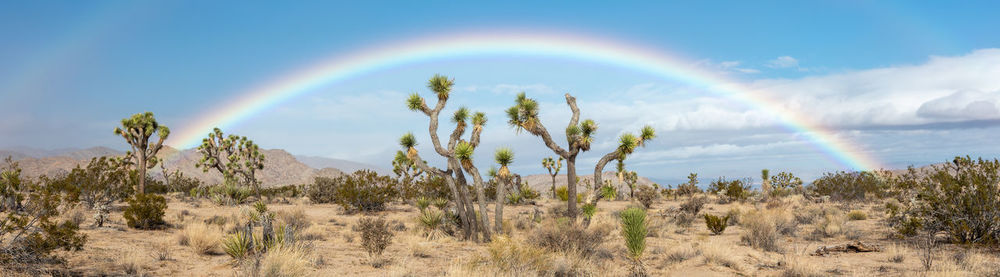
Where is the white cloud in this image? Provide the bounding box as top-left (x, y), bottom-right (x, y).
top-left (916, 90), bottom-right (1000, 120)
top-left (767, 56), bottom-right (799, 68)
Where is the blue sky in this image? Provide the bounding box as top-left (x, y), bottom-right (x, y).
top-left (2, 1), bottom-right (1000, 184)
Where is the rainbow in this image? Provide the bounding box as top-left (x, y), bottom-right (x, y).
top-left (167, 30), bottom-right (880, 171)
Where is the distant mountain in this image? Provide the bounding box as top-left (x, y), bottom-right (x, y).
top-left (1, 146), bottom-right (352, 187)
top-left (294, 155), bottom-right (390, 175)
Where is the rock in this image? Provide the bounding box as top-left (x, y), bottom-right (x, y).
top-left (811, 241), bottom-right (881, 256)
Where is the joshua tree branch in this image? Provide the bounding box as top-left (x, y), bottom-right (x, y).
top-left (565, 93), bottom-right (581, 133)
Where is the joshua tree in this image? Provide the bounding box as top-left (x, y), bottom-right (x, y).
top-left (392, 150), bottom-right (424, 182)
top-left (542, 157), bottom-right (563, 198)
top-left (583, 126), bottom-right (655, 226)
top-left (493, 148), bottom-right (514, 234)
top-left (114, 112), bottom-right (170, 194)
top-left (399, 74), bottom-right (493, 242)
top-left (761, 169), bottom-right (771, 199)
top-left (625, 170), bottom-right (639, 199)
top-left (507, 92), bottom-right (596, 219)
top-left (195, 128), bottom-right (266, 197)
top-left (616, 160), bottom-right (627, 198)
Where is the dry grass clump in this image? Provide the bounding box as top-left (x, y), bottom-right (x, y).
top-left (177, 222), bottom-right (223, 255)
top-left (885, 244), bottom-right (906, 263)
top-left (256, 245), bottom-right (311, 277)
top-left (151, 242), bottom-right (172, 261)
top-left (812, 208), bottom-right (845, 238)
top-left (772, 209), bottom-right (799, 236)
top-left (297, 224), bottom-right (326, 241)
top-left (474, 236), bottom-right (552, 275)
top-left (699, 242), bottom-right (741, 271)
top-left (781, 255), bottom-right (823, 277)
top-left (740, 209), bottom-right (782, 252)
top-left (665, 246), bottom-right (699, 264)
top-left (409, 241), bottom-right (432, 258)
top-left (847, 210), bottom-right (867, 220)
top-left (275, 207), bottom-right (312, 232)
top-left (725, 207), bottom-right (742, 226)
top-left (794, 205), bottom-right (823, 224)
top-left (116, 249), bottom-right (147, 275)
top-left (528, 218), bottom-right (610, 257)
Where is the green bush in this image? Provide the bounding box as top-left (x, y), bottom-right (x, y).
top-left (123, 193), bottom-right (167, 229)
top-left (600, 184), bottom-right (617, 200)
top-left (581, 203), bottom-right (597, 220)
top-left (209, 180), bottom-right (252, 206)
top-left (415, 196), bottom-right (431, 212)
top-left (704, 214), bottom-right (730, 235)
top-left (47, 157), bottom-right (131, 209)
top-left (708, 177), bottom-right (752, 203)
top-left (634, 185), bottom-right (659, 209)
top-left (357, 217), bottom-right (394, 261)
top-left (809, 170), bottom-right (888, 202)
top-left (619, 207), bottom-right (648, 259)
top-left (399, 175), bottom-right (450, 201)
top-left (554, 186), bottom-right (583, 203)
top-left (309, 170), bottom-right (400, 213)
top-left (519, 184), bottom-right (541, 202)
top-left (0, 158), bottom-right (87, 267)
top-left (767, 171), bottom-right (803, 197)
top-left (888, 157), bottom-right (1000, 244)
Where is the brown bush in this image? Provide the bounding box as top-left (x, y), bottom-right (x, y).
top-left (528, 219), bottom-right (610, 257)
top-left (356, 217), bottom-right (394, 266)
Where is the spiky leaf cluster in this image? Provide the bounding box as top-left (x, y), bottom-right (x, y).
top-left (427, 74), bottom-right (454, 100)
top-left (619, 207), bottom-right (648, 260)
top-left (506, 92), bottom-right (542, 134)
top-left (406, 93), bottom-right (426, 111)
top-left (567, 119), bottom-right (598, 151)
top-left (454, 141), bottom-right (474, 161)
top-left (494, 148), bottom-right (514, 178)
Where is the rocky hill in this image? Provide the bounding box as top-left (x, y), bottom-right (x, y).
top-left (1, 146), bottom-right (366, 187)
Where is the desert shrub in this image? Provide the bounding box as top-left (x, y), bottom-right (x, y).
top-left (767, 171), bottom-right (803, 198)
top-left (808, 170), bottom-right (888, 202)
top-left (260, 185), bottom-right (303, 199)
top-left (888, 157), bottom-right (1000, 245)
top-left (699, 242), bottom-right (741, 270)
top-left (794, 205), bottom-right (823, 224)
top-left (431, 197), bottom-right (449, 210)
top-left (847, 210), bottom-right (867, 220)
top-left (210, 180), bottom-right (253, 206)
top-left (679, 196), bottom-right (706, 215)
top-left (740, 209), bottom-right (781, 252)
top-left (123, 193), bottom-right (167, 229)
top-left (309, 171), bottom-right (399, 213)
top-left (554, 186), bottom-right (583, 203)
top-left (356, 217), bottom-right (394, 266)
top-left (399, 175), bottom-right (450, 201)
top-left (634, 184), bottom-right (659, 209)
top-left (529, 218), bottom-right (610, 257)
top-left (704, 214), bottom-right (729, 235)
top-left (519, 184), bottom-right (540, 202)
top-left (665, 247), bottom-right (698, 264)
top-left (885, 244), bottom-right (905, 263)
top-left (725, 207), bottom-right (742, 226)
top-left (708, 177), bottom-right (753, 203)
top-left (0, 158), bottom-right (87, 267)
top-left (772, 209), bottom-right (799, 236)
top-left (781, 255), bottom-right (823, 277)
top-left (50, 157), bottom-right (131, 209)
top-left (178, 222), bottom-right (222, 254)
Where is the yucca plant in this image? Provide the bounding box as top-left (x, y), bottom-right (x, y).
top-left (601, 183), bottom-right (617, 201)
top-left (415, 196), bottom-right (431, 212)
top-left (581, 203), bottom-right (597, 220)
top-left (620, 207), bottom-right (648, 276)
top-left (222, 230), bottom-right (255, 263)
top-left (431, 198), bottom-right (449, 210)
top-left (418, 209), bottom-right (446, 240)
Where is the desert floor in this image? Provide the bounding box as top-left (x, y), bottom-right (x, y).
top-left (34, 194), bottom-right (1000, 276)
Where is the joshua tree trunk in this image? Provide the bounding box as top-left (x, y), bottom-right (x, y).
top-left (566, 158), bottom-right (578, 219)
top-left (550, 174), bottom-right (557, 199)
top-left (494, 176), bottom-right (507, 234)
top-left (460, 160), bottom-right (491, 241)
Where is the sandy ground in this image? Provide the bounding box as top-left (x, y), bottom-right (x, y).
top-left (33, 194), bottom-right (1000, 276)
